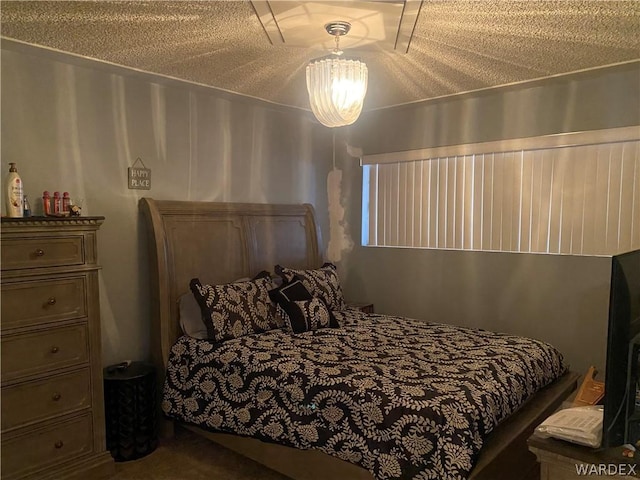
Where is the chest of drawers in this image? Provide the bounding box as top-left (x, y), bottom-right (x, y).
top-left (1, 217), bottom-right (114, 480)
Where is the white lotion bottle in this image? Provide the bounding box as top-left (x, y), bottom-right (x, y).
top-left (5, 162), bottom-right (24, 217)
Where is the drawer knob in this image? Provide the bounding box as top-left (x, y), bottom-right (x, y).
top-left (54, 440), bottom-right (64, 449)
top-left (50, 346), bottom-right (59, 354)
top-left (46, 297), bottom-right (57, 306)
top-left (52, 392), bottom-right (62, 401)
top-left (35, 248), bottom-right (45, 257)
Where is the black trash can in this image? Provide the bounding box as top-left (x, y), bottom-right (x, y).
top-left (104, 361), bottom-right (158, 461)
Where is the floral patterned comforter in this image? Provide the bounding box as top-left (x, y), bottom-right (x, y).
top-left (162, 309), bottom-right (566, 480)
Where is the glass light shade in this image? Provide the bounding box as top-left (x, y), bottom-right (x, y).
top-left (306, 56), bottom-right (368, 128)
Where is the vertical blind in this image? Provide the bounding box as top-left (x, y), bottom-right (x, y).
top-left (362, 138), bottom-right (640, 255)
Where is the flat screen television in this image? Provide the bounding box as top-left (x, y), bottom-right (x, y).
top-left (602, 249), bottom-right (640, 448)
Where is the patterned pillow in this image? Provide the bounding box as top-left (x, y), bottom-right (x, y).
top-left (275, 263), bottom-right (346, 311)
top-left (283, 297), bottom-right (338, 333)
top-left (179, 275), bottom-right (261, 339)
top-left (190, 272), bottom-right (282, 342)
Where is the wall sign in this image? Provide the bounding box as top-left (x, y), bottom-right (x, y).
top-left (128, 157), bottom-right (151, 190)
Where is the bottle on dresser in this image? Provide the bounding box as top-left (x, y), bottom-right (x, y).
top-left (62, 192), bottom-right (70, 213)
top-left (42, 191), bottom-right (51, 216)
top-left (53, 191), bottom-right (61, 214)
top-left (22, 195), bottom-right (31, 217)
top-left (5, 163), bottom-right (24, 217)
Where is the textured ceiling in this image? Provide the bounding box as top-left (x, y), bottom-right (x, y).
top-left (1, 1), bottom-right (639, 111)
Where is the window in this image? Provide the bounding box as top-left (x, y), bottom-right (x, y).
top-left (362, 127), bottom-right (639, 255)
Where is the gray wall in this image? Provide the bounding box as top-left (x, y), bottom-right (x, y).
top-left (338, 62), bottom-right (640, 376)
top-left (1, 45), bottom-right (332, 366)
top-left (349, 61), bottom-right (640, 154)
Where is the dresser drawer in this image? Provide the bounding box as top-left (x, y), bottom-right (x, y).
top-left (1, 413), bottom-right (93, 479)
top-left (1, 325), bottom-right (89, 382)
top-left (1, 369), bottom-right (91, 431)
top-left (1, 236), bottom-right (84, 271)
top-left (1, 277), bottom-right (87, 330)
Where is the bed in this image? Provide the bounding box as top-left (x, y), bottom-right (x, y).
top-left (140, 198), bottom-right (579, 480)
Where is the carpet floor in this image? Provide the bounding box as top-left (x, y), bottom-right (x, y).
top-left (110, 427), bottom-right (291, 480)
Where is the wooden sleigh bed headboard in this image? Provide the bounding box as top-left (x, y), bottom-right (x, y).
top-left (139, 198), bottom-right (323, 388)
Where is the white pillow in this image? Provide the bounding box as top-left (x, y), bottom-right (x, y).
top-left (178, 293), bottom-right (208, 339)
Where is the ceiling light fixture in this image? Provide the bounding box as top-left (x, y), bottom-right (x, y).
top-left (306, 21), bottom-right (368, 128)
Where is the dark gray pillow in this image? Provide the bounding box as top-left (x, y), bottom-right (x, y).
top-left (269, 279), bottom-right (339, 333)
top-left (269, 279), bottom-right (312, 304)
top-left (283, 297), bottom-right (338, 333)
top-left (274, 263), bottom-right (346, 311)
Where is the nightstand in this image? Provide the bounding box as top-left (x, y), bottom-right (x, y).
top-left (528, 434), bottom-right (640, 479)
top-left (346, 302), bottom-right (374, 314)
top-left (104, 362), bottom-right (158, 461)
